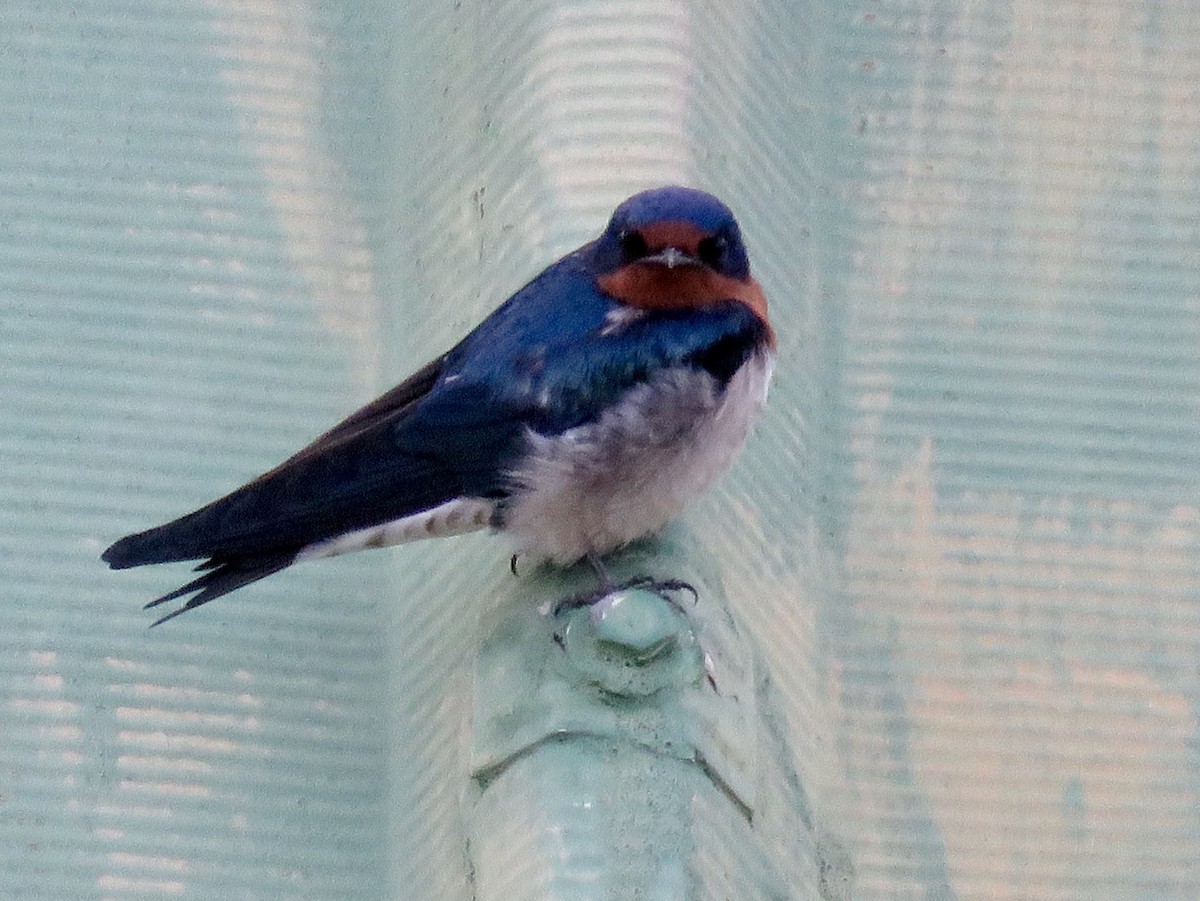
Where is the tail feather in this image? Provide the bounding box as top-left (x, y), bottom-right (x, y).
top-left (102, 526), bottom-right (198, 570)
top-left (144, 551), bottom-right (298, 626)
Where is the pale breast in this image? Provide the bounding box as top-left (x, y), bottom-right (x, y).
top-left (500, 349), bottom-right (774, 564)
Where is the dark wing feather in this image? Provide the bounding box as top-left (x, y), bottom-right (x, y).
top-left (265, 355), bottom-right (446, 470)
top-left (100, 258), bottom-right (602, 621)
top-left (102, 351), bottom-right (526, 570)
top-left (142, 551), bottom-right (297, 626)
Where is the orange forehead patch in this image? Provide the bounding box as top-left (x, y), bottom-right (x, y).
top-left (636, 220), bottom-right (708, 255)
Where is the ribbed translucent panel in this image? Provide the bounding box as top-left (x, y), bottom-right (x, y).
top-left (824, 2), bottom-right (1200, 898)
top-left (1, 2), bottom-right (388, 898)
top-left (2, 1), bottom-right (1197, 899)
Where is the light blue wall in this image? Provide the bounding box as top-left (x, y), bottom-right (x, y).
top-left (1, 1), bottom-right (1197, 899)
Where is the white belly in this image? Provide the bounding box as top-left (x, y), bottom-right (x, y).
top-left (501, 350), bottom-right (774, 563)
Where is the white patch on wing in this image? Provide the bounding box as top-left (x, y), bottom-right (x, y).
top-left (295, 497), bottom-right (494, 561)
top-left (599, 305), bottom-right (648, 336)
top-left (501, 349), bottom-right (774, 564)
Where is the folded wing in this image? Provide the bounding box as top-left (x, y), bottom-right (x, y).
top-left (102, 355), bottom-right (530, 622)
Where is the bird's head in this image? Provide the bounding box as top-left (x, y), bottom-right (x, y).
top-left (591, 186), bottom-right (768, 328)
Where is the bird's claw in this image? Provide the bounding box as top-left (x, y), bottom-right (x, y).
top-left (553, 575), bottom-right (698, 616)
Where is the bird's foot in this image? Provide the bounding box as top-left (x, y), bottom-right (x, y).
top-left (553, 572), bottom-right (698, 616)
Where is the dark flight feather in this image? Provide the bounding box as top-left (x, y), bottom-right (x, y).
top-left (143, 551), bottom-right (299, 626)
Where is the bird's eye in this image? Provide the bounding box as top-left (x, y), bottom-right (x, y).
top-left (620, 230), bottom-right (649, 263)
top-left (697, 235), bottom-right (727, 269)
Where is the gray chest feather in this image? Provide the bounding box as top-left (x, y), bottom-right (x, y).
top-left (501, 350), bottom-right (774, 563)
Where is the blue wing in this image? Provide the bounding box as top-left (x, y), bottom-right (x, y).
top-left (102, 250), bottom-right (766, 620)
top-left (448, 252), bottom-right (768, 433)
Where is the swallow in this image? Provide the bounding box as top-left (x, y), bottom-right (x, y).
top-left (103, 186), bottom-right (775, 624)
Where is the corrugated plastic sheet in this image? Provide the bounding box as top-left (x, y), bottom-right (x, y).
top-left (1, 1), bottom-right (390, 898)
top-left (2, 0), bottom-right (1198, 899)
top-left (824, 1), bottom-right (1200, 898)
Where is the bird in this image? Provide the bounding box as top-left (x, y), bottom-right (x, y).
top-left (102, 186), bottom-right (776, 625)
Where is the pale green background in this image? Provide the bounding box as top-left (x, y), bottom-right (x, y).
top-left (2, 1), bottom-right (1198, 899)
